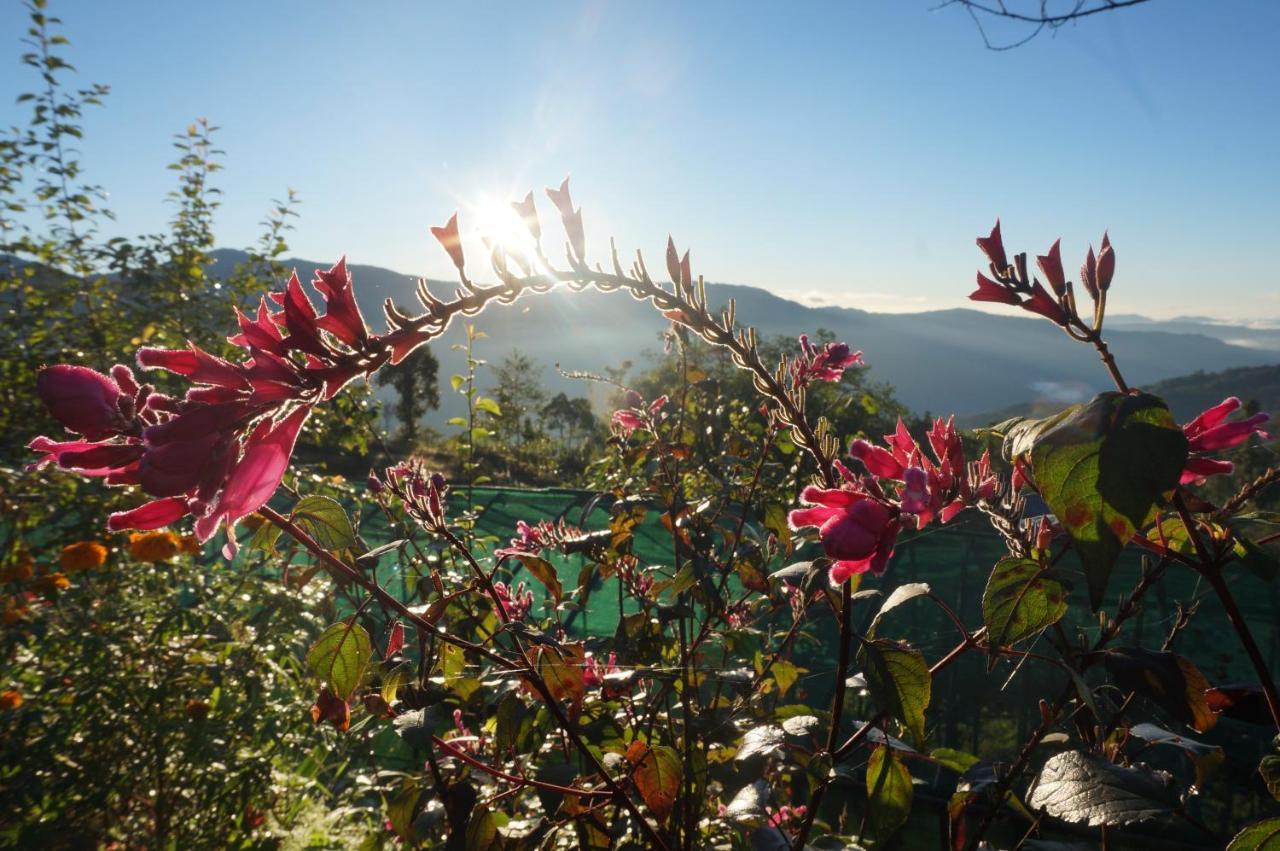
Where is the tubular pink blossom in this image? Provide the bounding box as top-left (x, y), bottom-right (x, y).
top-left (511, 191), bottom-right (541, 241)
top-left (1179, 397), bottom-right (1270, 485)
top-left (1036, 239), bottom-right (1066, 297)
top-left (545, 178), bottom-right (585, 259)
top-left (137, 345), bottom-right (249, 389)
top-left (431, 213), bottom-right (466, 271)
top-left (1180, 456), bottom-right (1235, 485)
top-left (976, 220), bottom-right (1008, 271)
top-left (108, 497), bottom-right (190, 531)
top-left (969, 272), bottom-right (1020, 306)
top-left (312, 257), bottom-right (369, 347)
top-left (849, 439), bottom-right (905, 479)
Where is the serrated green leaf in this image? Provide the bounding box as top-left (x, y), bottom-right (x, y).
top-left (307, 621), bottom-right (373, 700)
top-left (291, 495), bottom-right (357, 551)
top-left (1228, 817), bottom-right (1280, 850)
top-left (982, 557), bottom-right (1068, 659)
top-left (858, 638), bottom-right (931, 746)
top-left (1025, 392), bottom-right (1187, 610)
top-left (866, 744), bottom-right (913, 844)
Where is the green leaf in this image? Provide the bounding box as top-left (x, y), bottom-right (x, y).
top-left (1228, 818), bottom-right (1280, 851)
top-left (627, 741), bottom-right (682, 822)
top-left (1022, 392), bottom-right (1187, 610)
top-left (381, 663), bottom-right (410, 705)
top-left (723, 779), bottom-right (770, 826)
top-left (865, 744), bottom-right (913, 845)
top-left (447, 416), bottom-right (468, 427)
top-left (772, 659), bottom-right (800, 697)
top-left (1104, 647), bottom-right (1217, 733)
top-left (1261, 756), bottom-right (1280, 802)
top-left (291, 495), bottom-right (357, 551)
top-left (511, 554), bottom-right (562, 604)
top-left (307, 621), bottom-right (373, 700)
top-left (931, 747), bottom-right (981, 774)
top-left (475, 397), bottom-right (502, 417)
top-left (869, 582), bottom-right (931, 636)
top-left (386, 780), bottom-right (421, 842)
top-left (735, 725), bottom-right (785, 763)
top-left (1027, 750), bottom-right (1176, 827)
top-left (858, 638), bottom-right (931, 746)
top-left (451, 374), bottom-right (465, 391)
top-left (246, 518), bottom-right (281, 555)
top-left (465, 808), bottom-right (502, 850)
top-left (982, 558), bottom-right (1068, 660)
top-left (1127, 723), bottom-right (1223, 789)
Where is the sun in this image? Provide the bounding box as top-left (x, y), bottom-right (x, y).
top-left (468, 194), bottom-right (543, 273)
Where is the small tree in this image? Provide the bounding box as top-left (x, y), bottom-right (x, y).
top-left (376, 333), bottom-right (440, 447)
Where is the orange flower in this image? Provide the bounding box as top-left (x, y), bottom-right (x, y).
top-left (59, 541), bottom-right (108, 573)
top-left (0, 690), bottom-right (22, 710)
top-left (178, 535), bottom-right (201, 555)
top-left (185, 698), bottom-right (210, 720)
top-left (33, 573), bottom-right (71, 596)
top-left (0, 562), bottom-right (33, 583)
top-left (128, 531), bottom-right (180, 563)
top-left (1, 598), bottom-right (27, 626)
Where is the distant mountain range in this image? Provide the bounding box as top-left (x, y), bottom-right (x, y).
top-left (208, 249), bottom-right (1280, 423)
top-left (961, 363), bottom-right (1280, 428)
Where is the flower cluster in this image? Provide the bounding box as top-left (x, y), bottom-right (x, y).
top-left (610, 391), bottom-right (669, 439)
top-left (495, 518), bottom-right (581, 560)
top-left (790, 335), bottom-right (863, 386)
top-left (968, 220), bottom-right (1114, 325)
top-left (29, 259), bottom-right (408, 557)
top-left (492, 580), bottom-right (535, 621)
top-left (1180, 397), bottom-right (1271, 484)
top-left (791, 417), bottom-right (996, 583)
top-left (379, 461), bottom-right (449, 529)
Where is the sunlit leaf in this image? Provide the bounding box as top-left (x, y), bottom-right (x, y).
top-left (626, 741), bottom-right (682, 822)
top-left (982, 557), bottom-right (1068, 661)
top-left (1016, 392), bottom-right (1186, 609)
top-left (291, 495), bottom-right (357, 551)
top-left (1027, 750), bottom-right (1177, 827)
top-left (858, 638), bottom-right (931, 746)
top-left (306, 621), bottom-right (373, 700)
top-left (865, 744), bottom-right (912, 844)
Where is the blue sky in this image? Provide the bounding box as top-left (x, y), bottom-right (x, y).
top-left (2, 1), bottom-right (1277, 319)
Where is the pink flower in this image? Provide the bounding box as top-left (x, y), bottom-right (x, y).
top-left (545, 177), bottom-right (585, 261)
top-left (108, 497), bottom-right (189, 532)
top-left (788, 486), bottom-right (900, 582)
top-left (611, 392), bottom-right (667, 438)
top-left (792, 335), bottom-right (864, 385)
top-left (976, 219), bottom-right (1008, 272)
top-left (1020, 282), bottom-right (1067, 325)
top-left (969, 272), bottom-right (1020, 306)
top-left (33, 256), bottom-right (424, 548)
top-left (36, 365), bottom-right (130, 440)
top-left (311, 257), bottom-right (369, 347)
top-left (431, 213), bottom-right (466, 272)
top-left (1180, 397), bottom-right (1271, 484)
top-left (1036, 239), bottom-right (1066, 297)
top-left (194, 405), bottom-right (311, 557)
top-left (511, 191), bottom-right (541, 241)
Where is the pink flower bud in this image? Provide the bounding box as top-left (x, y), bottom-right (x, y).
top-left (1095, 232), bottom-right (1115, 292)
top-left (37, 365), bottom-right (127, 441)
